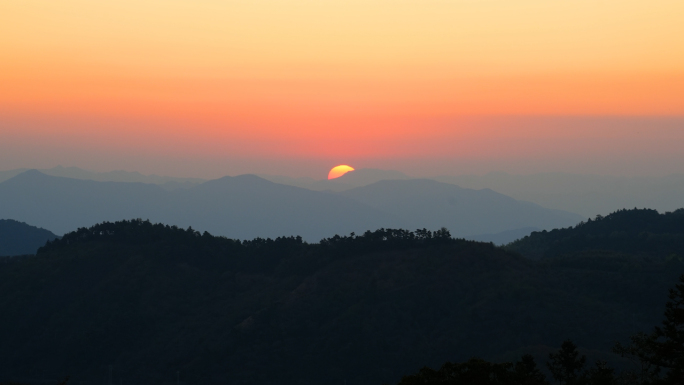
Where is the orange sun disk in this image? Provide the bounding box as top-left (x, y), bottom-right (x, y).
top-left (328, 165), bottom-right (355, 180)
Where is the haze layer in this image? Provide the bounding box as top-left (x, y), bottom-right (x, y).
top-left (2, 1), bottom-right (683, 177)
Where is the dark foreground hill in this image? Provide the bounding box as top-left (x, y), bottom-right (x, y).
top-left (0, 220), bottom-right (682, 385)
top-left (0, 219), bottom-right (58, 256)
top-left (507, 208), bottom-right (684, 259)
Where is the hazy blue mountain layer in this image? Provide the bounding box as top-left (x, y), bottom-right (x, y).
top-left (260, 168), bottom-right (412, 192)
top-left (0, 170), bottom-right (581, 240)
top-left (0, 219), bottom-right (681, 384)
top-left (263, 169), bottom-right (684, 218)
top-left (0, 165), bottom-right (204, 186)
top-left (0, 219), bottom-right (58, 256)
top-left (6, 166), bottom-right (683, 220)
top-left (340, 179), bottom-right (582, 237)
top-left (0, 170), bottom-right (396, 240)
top-left (435, 172), bottom-right (684, 218)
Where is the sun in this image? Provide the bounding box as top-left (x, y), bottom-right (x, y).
top-left (328, 165), bottom-right (355, 180)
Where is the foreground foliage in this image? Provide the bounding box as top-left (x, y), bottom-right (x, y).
top-left (507, 208), bottom-right (684, 260)
top-left (395, 274), bottom-right (684, 385)
top-left (614, 274), bottom-right (684, 385)
top-left (0, 218), bottom-right (682, 384)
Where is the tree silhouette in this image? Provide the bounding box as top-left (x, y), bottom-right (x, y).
top-left (515, 354), bottom-right (548, 385)
top-left (582, 361), bottom-right (616, 385)
top-left (615, 274), bottom-right (684, 384)
top-left (547, 340), bottom-right (586, 385)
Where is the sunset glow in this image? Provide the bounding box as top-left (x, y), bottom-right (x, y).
top-left (328, 165), bottom-right (355, 180)
top-left (1, 0), bottom-right (684, 177)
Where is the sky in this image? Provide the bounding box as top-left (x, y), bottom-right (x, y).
top-left (1, 0), bottom-right (683, 179)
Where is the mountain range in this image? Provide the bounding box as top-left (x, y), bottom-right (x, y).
top-left (3, 166), bottom-right (683, 219)
top-left (259, 168), bottom-right (413, 192)
top-left (0, 166), bottom-right (203, 189)
top-left (434, 172), bottom-right (684, 218)
top-left (0, 170), bottom-right (581, 242)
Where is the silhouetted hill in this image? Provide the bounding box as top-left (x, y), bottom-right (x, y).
top-left (0, 220), bottom-right (681, 384)
top-left (0, 170), bottom-right (582, 241)
top-left (0, 219), bottom-right (58, 256)
top-left (340, 179), bottom-right (583, 237)
top-left (507, 208), bottom-right (684, 259)
top-left (466, 226), bottom-right (540, 245)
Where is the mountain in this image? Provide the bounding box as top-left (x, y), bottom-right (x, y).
top-left (259, 170), bottom-right (684, 218)
top-left (0, 170), bottom-right (583, 240)
top-left (0, 166), bottom-right (205, 187)
top-left (0, 171), bottom-right (396, 240)
top-left (0, 220), bottom-right (680, 384)
top-left (7, 167), bottom-right (684, 218)
top-left (0, 170), bottom-right (169, 235)
top-left (340, 179), bottom-right (583, 237)
top-left (0, 219), bottom-right (58, 256)
top-left (435, 172), bottom-right (684, 218)
top-left (507, 208), bottom-right (684, 260)
top-left (152, 174), bottom-right (400, 240)
top-left (331, 168), bottom-right (411, 187)
top-left (260, 168), bottom-right (412, 192)
top-left (0, 168), bottom-right (27, 183)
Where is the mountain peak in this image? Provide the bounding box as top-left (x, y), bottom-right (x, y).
top-left (201, 174), bottom-right (276, 188)
top-left (4, 169), bottom-right (50, 182)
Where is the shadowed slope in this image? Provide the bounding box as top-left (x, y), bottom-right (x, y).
top-left (507, 208), bottom-right (684, 259)
top-left (0, 219), bottom-right (58, 256)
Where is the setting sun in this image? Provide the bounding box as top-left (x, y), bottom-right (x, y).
top-left (328, 165), bottom-right (355, 180)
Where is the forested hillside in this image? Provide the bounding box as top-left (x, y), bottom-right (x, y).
top-left (0, 219), bottom-right (58, 256)
top-left (507, 208), bottom-right (684, 259)
top-left (1, 219), bottom-right (681, 384)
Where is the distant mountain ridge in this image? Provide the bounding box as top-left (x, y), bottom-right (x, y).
top-left (0, 219), bottom-right (58, 256)
top-left (0, 170), bottom-right (396, 240)
top-left (0, 170), bottom-right (581, 241)
top-left (266, 169), bottom-right (684, 217)
top-left (0, 166), bottom-right (204, 188)
top-left (259, 168), bottom-right (411, 191)
top-left (435, 172), bottom-right (684, 218)
top-left (4, 167), bottom-right (684, 218)
top-left (340, 179), bottom-right (581, 237)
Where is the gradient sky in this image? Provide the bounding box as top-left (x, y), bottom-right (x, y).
top-left (1, 0), bottom-right (683, 178)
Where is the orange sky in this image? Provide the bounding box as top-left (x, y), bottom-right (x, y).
top-left (1, 0), bottom-right (683, 177)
